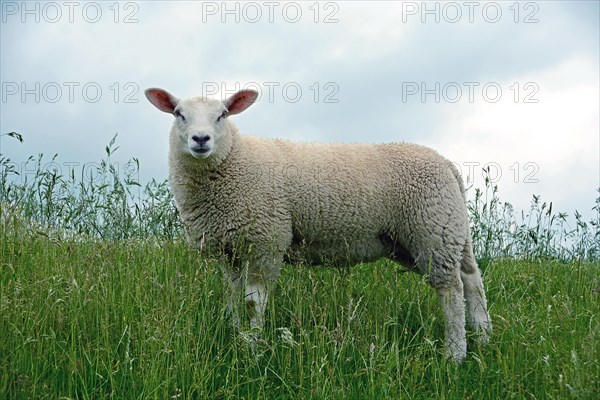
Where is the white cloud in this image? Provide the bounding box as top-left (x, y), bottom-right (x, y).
top-left (429, 55), bottom-right (599, 218)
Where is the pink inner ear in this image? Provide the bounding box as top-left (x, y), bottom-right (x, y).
top-left (145, 89), bottom-right (177, 114)
top-left (226, 90), bottom-right (258, 115)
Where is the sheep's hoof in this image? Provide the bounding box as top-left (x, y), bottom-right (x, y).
top-left (447, 351), bottom-right (467, 363)
top-left (474, 321), bottom-right (492, 346)
top-left (239, 327), bottom-right (262, 344)
top-left (446, 340), bottom-right (467, 363)
top-left (476, 332), bottom-right (490, 347)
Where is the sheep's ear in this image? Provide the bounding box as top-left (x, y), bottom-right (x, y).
top-left (145, 88), bottom-right (179, 114)
top-left (224, 90), bottom-right (258, 116)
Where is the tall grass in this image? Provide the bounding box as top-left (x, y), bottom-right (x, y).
top-left (2, 228), bottom-right (598, 399)
top-left (469, 171), bottom-right (600, 262)
top-left (1, 133), bottom-right (181, 241)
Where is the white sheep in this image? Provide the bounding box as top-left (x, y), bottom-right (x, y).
top-left (145, 88), bottom-right (492, 362)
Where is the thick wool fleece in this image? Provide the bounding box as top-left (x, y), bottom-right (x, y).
top-left (169, 121), bottom-right (470, 289)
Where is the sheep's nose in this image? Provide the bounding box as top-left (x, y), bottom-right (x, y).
top-left (192, 135), bottom-right (210, 146)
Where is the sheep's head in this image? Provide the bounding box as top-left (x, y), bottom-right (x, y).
top-left (145, 88), bottom-right (258, 159)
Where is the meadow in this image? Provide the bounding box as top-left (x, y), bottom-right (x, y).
top-left (1, 133), bottom-right (599, 399)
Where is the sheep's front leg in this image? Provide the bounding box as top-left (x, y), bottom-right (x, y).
top-left (226, 263), bottom-right (280, 331)
top-left (244, 278), bottom-right (269, 330)
top-left (226, 273), bottom-right (242, 329)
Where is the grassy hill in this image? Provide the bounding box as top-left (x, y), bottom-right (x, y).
top-left (1, 228), bottom-right (598, 399)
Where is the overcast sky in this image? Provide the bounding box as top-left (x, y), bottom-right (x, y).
top-left (1, 1), bottom-right (599, 221)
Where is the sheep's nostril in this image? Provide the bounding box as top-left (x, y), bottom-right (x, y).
top-left (192, 135), bottom-right (210, 146)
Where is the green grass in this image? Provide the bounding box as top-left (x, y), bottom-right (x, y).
top-left (1, 133), bottom-right (599, 399)
top-left (1, 226), bottom-right (598, 399)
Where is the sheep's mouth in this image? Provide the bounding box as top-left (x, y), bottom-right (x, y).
top-left (190, 147), bottom-right (211, 158)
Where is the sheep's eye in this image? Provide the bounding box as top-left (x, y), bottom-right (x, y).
top-left (174, 110), bottom-right (186, 122)
top-left (217, 111), bottom-right (227, 122)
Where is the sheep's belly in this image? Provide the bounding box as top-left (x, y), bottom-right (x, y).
top-left (287, 237), bottom-right (389, 266)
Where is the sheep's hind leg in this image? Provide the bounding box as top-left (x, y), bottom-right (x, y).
top-left (460, 243), bottom-right (492, 344)
top-left (422, 252), bottom-right (467, 362)
top-left (435, 271), bottom-right (467, 363)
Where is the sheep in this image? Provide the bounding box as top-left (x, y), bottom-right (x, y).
top-left (145, 87), bottom-right (492, 362)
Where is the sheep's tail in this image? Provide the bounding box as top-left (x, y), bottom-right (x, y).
top-left (446, 160), bottom-right (478, 272)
